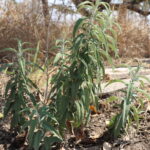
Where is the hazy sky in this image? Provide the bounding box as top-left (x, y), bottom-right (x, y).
top-left (16, 0), bottom-right (23, 2)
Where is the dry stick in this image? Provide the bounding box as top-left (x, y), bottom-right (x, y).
top-left (42, 0), bottom-right (56, 101)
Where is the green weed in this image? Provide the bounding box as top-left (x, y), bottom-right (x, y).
top-left (107, 65), bottom-right (150, 138)
top-left (49, 0), bottom-right (118, 133)
top-left (1, 0), bottom-right (119, 149)
top-left (1, 40), bottom-right (62, 149)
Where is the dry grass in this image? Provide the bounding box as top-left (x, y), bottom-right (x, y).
top-left (117, 19), bottom-right (150, 58)
top-left (0, 1), bottom-right (149, 62)
top-left (0, 1), bottom-right (73, 62)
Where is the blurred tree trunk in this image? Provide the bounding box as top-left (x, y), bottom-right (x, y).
top-left (32, 0), bottom-right (40, 21)
top-left (118, 0), bottom-right (127, 25)
top-left (41, 0), bottom-right (50, 27)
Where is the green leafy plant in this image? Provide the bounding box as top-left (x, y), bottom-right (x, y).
top-left (107, 66), bottom-right (150, 138)
top-left (3, 40), bottom-right (37, 128)
top-left (2, 0), bottom-right (119, 148)
top-left (22, 104), bottom-right (62, 150)
top-left (2, 40), bottom-right (62, 149)
top-left (49, 0), bottom-right (118, 134)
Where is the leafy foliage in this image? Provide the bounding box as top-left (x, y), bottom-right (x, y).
top-left (108, 65), bottom-right (150, 138)
top-left (2, 41), bottom-right (62, 149)
top-left (3, 40), bottom-right (37, 128)
top-left (2, 0), bottom-right (119, 149)
top-left (49, 0), bottom-right (118, 132)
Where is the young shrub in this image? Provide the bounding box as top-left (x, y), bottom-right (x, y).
top-left (107, 65), bottom-right (150, 138)
top-left (49, 0), bottom-right (118, 134)
top-left (3, 40), bottom-right (37, 128)
top-left (2, 40), bottom-right (63, 149)
top-left (2, 0), bottom-right (119, 148)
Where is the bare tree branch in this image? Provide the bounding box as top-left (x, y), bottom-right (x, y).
top-left (71, 0), bottom-right (150, 16)
top-left (111, 3), bottom-right (150, 16)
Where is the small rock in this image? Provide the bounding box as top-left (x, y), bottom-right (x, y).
top-left (103, 142), bottom-right (112, 150)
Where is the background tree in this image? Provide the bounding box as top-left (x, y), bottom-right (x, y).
top-left (71, 0), bottom-right (150, 17)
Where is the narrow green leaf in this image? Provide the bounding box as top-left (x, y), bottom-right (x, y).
top-left (73, 18), bottom-right (87, 38)
top-left (105, 79), bottom-right (126, 88)
top-left (28, 119), bottom-right (38, 145)
top-left (42, 122), bottom-right (62, 140)
top-left (33, 130), bottom-right (43, 150)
